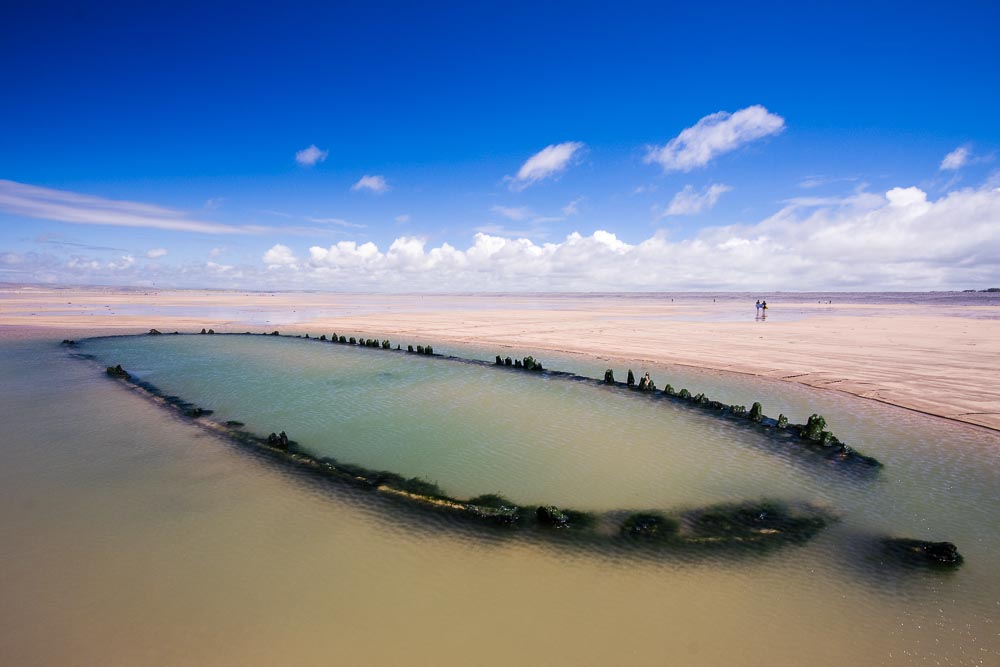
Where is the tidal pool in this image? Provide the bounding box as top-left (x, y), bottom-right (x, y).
top-left (80, 334), bottom-right (883, 511)
top-left (1, 333), bottom-right (997, 665)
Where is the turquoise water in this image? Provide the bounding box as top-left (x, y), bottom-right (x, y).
top-left (81, 334), bottom-right (869, 510)
top-left (1, 334), bottom-right (998, 665)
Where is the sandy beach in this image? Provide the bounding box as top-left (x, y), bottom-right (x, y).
top-left (2, 284), bottom-right (998, 431)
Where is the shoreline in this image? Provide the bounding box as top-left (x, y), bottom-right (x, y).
top-left (2, 286), bottom-right (999, 432)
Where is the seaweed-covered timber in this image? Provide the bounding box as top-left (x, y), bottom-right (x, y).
top-left (87, 350), bottom-right (966, 561)
top-left (88, 330), bottom-right (883, 472)
top-left (90, 359), bottom-right (863, 557)
top-left (650, 380), bottom-right (881, 468)
top-left (105, 364), bottom-right (130, 379)
top-left (89, 330), bottom-right (886, 473)
top-left (621, 512), bottom-right (679, 540)
top-left (267, 431), bottom-right (290, 450)
top-left (61, 339), bottom-right (76, 346)
top-left (881, 538), bottom-right (964, 568)
top-left (637, 372), bottom-right (655, 391)
top-left (495, 354), bottom-right (544, 371)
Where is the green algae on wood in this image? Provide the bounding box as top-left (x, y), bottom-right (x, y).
top-left (91, 357), bottom-right (851, 558)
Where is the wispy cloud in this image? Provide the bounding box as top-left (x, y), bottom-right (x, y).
top-left (295, 144), bottom-right (329, 167)
top-left (491, 205), bottom-right (531, 221)
top-left (562, 197), bottom-right (584, 216)
top-left (304, 216), bottom-right (366, 229)
top-left (34, 232), bottom-right (125, 252)
top-left (204, 197), bottom-right (226, 210)
top-left (508, 141), bottom-right (585, 191)
top-left (797, 175), bottom-right (859, 189)
top-left (940, 146), bottom-right (969, 170)
top-left (260, 209), bottom-right (294, 218)
top-left (146, 247), bottom-right (168, 258)
top-left (662, 184), bottom-right (732, 217)
top-left (351, 174), bottom-right (389, 194)
top-left (645, 105), bottom-right (785, 173)
top-left (0, 179), bottom-right (264, 234)
top-left (395, 214), bottom-right (411, 223)
top-left (937, 145), bottom-right (994, 171)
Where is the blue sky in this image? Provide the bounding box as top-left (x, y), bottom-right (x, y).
top-left (1, 0), bottom-right (998, 291)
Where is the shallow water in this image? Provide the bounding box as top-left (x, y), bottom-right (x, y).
top-left (1, 334), bottom-right (998, 665)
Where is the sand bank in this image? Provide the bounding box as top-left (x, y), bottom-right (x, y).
top-left (2, 285), bottom-right (998, 431)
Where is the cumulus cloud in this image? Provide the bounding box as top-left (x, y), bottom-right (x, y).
top-left (662, 184), bottom-right (732, 216)
top-left (5, 182), bottom-right (998, 292)
top-left (263, 244), bottom-right (297, 267)
top-left (351, 175), bottom-right (389, 194)
top-left (146, 247), bottom-right (168, 258)
top-left (0, 180), bottom-right (272, 235)
top-left (645, 105), bottom-right (785, 173)
top-left (940, 146), bottom-right (970, 170)
top-left (509, 142), bottom-right (585, 190)
top-left (295, 144), bottom-right (329, 167)
top-left (253, 184), bottom-right (1000, 291)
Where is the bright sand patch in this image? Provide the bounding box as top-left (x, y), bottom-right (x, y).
top-left (2, 285), bottom-right (998, 431)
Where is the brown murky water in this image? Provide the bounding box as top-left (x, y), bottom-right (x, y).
top-left (1, 335), bottom-right (997, 665)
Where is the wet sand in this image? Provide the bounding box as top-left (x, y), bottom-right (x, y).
top-left (2, 285), bottom-right (998, 430)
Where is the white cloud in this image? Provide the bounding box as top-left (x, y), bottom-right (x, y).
top-left (645, 105), bottom-right (785, 172)
top-left (256, 183), bottom-right (1000, 291)
top-left (0, 180), bottom-right (271, 235)
top-left (107, 254), bottom-right (135, 270)
top-left (662, 184), bottom-right (732, 216)
top-left (940, 146), bottom-right (969, 170)
top-left (351, 174), bottom-right (389, 194)
top-left (473, 224), bottom-right (548, 240)
top-left (146, 247), bottom-right (168, 258)
top-left (305, 216), bottom-right (365, 229)
top-left (263, 244), bottom-right (297, 268)
top-left (295, 144), bottom-right (329, 167)
top-left (204, 197), bottom-right (225, 210)
top-left (209, 247), bottom-right (224, 258)
top-left (395, 214), bottom-right (411, 223)
top-left (5, 182), bottom-right (999, 292)
top-left (491, 205), bottom-right (531, 221)
top-left (562, 197), bottom-right (584, 216)
top-left (885, 186), bottom-right (928, 208)
top-left (509, 142), bottom-right (585, 190)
